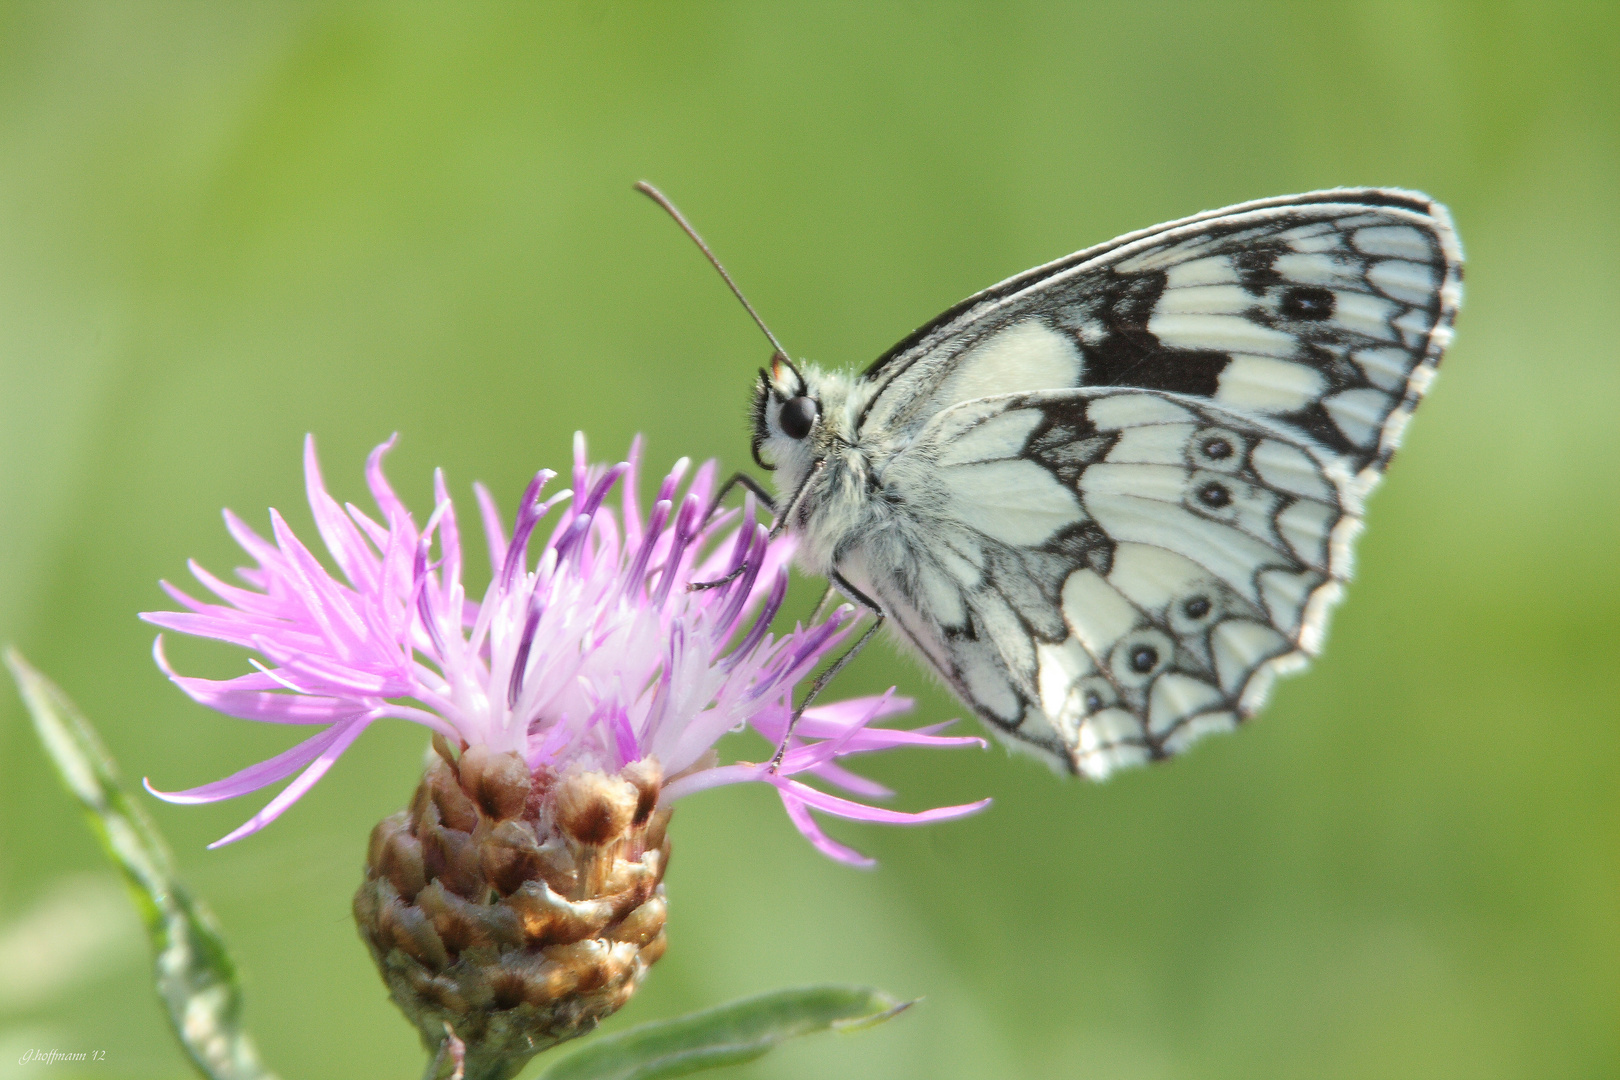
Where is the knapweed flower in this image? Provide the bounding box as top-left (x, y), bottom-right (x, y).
top-left (141, 434), bottom-right (987, 1071)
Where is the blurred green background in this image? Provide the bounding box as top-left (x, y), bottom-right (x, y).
top-left (1, 3), bottom-right (1615, 1078)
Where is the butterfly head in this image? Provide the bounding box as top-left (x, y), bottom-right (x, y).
top-left (750, 350), bottom-right (826, 472)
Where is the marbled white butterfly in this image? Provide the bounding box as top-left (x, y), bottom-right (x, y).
top-left (645, 186), bottom-right (1462, 777)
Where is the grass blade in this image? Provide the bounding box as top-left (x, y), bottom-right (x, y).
top-left (535, 984), bottom-right (913, 1080)
top-left (6, 649), bottom-right (277, 1080)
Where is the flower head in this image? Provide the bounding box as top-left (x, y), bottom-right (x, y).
top-left (142, 435), bottom-right (987, 865)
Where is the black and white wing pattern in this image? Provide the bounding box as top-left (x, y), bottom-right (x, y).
top-left (857, 189), bottom-right (1462, 775)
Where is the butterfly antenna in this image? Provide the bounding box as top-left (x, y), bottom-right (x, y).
top-left (634, 181), bottom-right (791, 360)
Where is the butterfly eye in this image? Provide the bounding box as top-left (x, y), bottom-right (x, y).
top-left (779, 396), bottom-right (819, 440)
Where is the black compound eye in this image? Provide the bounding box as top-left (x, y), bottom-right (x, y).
top-left (779, 396), bottom-right (819, 440)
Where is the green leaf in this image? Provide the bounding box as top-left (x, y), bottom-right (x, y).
top-left (534, 985), bottom-right (913, 1080)
top-left (6, 649), bottom-right (278, 1080)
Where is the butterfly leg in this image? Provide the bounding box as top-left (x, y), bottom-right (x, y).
top-left (768, 569), bottom-right (885, 771)
top-left (691, 460), bottom-right (823, 592)
top-left (689, 472), bottom-right (779, 592)
top-left (808, 582), bottom-right (836, 623)
top-left (702, 471), bottom-right (777, 525)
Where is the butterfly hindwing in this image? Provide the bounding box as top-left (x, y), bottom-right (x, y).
top-left (867, 388), bottom-right (1359, 775)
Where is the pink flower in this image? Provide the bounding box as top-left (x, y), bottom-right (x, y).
top-left (142, 435), bottom-right (988, 865)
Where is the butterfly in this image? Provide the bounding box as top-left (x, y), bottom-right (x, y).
top-left (643, 185), bottom-right (1463, 777)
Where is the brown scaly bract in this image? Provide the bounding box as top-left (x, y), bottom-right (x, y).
top-left (354, 744), bottom-right (668, 1079)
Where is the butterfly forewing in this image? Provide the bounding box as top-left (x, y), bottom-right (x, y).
top-left (847, 189), bottom-right (1461, 774)
top-left (859, 190), bottom-right (1460, 484)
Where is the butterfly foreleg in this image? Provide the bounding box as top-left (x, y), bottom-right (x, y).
top-left (808, 581), bottom-right (837, 623)
top-left (691, 459), bottom-right (825, 591)
top-left (702, 471), bottom-right (777, 526)
top-left (690, 471), bottom-right (780, 592)
top-left (767, 568), bottom-right (885, 771)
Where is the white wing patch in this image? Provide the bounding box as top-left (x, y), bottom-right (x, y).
top-left (1148, 311), bottom-right (1298, 356)
top-left (942, 458), bottom-right (1080, 547)
top-left (934, 407), bottom-right (1043, 468)
top-left (1214, 357), bottom-right (1327, 413)
top-left (931, 319), bottom-right (1082, 409)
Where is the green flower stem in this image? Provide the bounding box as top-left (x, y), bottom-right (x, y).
top-left (6, 649), bottom-right (277, 1080)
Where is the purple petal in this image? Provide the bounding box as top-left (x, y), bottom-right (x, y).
top-left (577, 461), bottom-right (630, 521)
top-left (432, 470), bottom-right (463, 607)
top-left (720, 567), bottom-right (788, 672)
top-left (659, 762), bottom-right (764, 802)
top-left (599, 703), bottom-right (638, 770)
top-left (304, 435), bottom-right (380, 593)
top-left (685, 458), bottom-right (719, 518)
top-left (778, 790), bottom-right (876, 868)
top-left (502, 470), bottom-right (562, 589)
top-left (152, 638), bottom-right (360, 725)
top-left (751, 692), bottom-right (984, 755)
top-left (802, 694), bottom-right (917, 727)
top-left (164, 675), bottom-right (359, 724)
top-left (507, 593), bottom-right (544, 710)
top-left (776, 721), bottom-right (987, 758)
top-left (550, 512), bottom-right (594, 565)
top-left (264, 646), bottom-right (406, 698)
top-left (764, 774), bottom-right (992, 825)
top-left (526, 716), bottom-right (575, 769)
top-left (804, 760), bottom-right (894, 800)
top-left (220, 508), bottom-right (282, 575)
top-left (752, 612), bottom-right (850, 698)
top-left (619, 435), bottom-right (645, 549)
top-left (345, 501), bottom-right (393, 553)
top-left (414, 503), bottom-right (452, 660)
top-left (473, 482), bottom-right (508, 576)
top-left (805, 688), bottom-right (896, 761)
top-left (268, 509), bottom-right (369, 644)
top-left (620, 500), bottom-right (670, 606)
top-left (144, 716), bottom-right (361, 805)
top-left (654, 456), bottom-right (690, 508)
top-left (362, 435), bottom-right (408, 529)
top-left (572, 431), bottom-right (589, 504)
top-left (832, 729), bottom-right (988, 754)
top-left (374, 507), bottom-right (414, 639)
top-left (710, 525), bottom-right (768, 644)
top-left (649, 494), bottom-right (702, 608)
top-left (204, 715), bottom-right (376, 848)
top-left (182, 561), bottom-right (284, 618)
top-left (583, 499), bottom-right (622, 579)
top-left (141, 609), bottom-right (291, 652)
